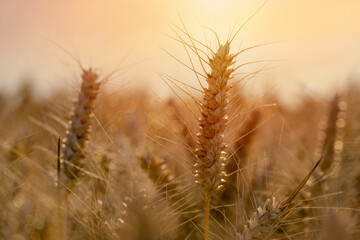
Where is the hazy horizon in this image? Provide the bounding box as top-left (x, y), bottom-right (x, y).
top-left (1, 0), bottom-right (360, 106)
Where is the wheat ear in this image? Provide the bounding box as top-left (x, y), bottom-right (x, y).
top-left (139, 152), bottom-right (178, 196)
top-left (138, 151), bottom-right (203, 239)
top-left (61, 68), bottom-right (101, 180)
top-left (238, 158), bottom-right (322, 240)
top-left (194, 42), bottom-right (235, 240)
top-left (194, 41), bottom-right (235, 193)
top-left (237, 197), bottom-right (281, 240)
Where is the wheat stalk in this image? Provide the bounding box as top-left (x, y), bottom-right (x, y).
top-left (56, 68), bottom-right (101, 239)
top-left (193, 41), bottom-right (236, 240)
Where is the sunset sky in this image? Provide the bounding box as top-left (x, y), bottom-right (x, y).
top-left (1, 0), bottom-right (360, 104)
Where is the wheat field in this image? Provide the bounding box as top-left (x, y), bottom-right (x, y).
top-left (1, 2), bottom-right (360, 240)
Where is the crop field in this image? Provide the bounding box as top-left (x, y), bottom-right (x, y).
top-left (0, 1), bottom-right (359, 240)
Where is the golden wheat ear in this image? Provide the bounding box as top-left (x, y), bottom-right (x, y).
top-left (238, 157), bottom-right (322, 240)
top-left (194, 41), bottom-right (236, 194)
top-left (61, 68), bottom-right (101, 181)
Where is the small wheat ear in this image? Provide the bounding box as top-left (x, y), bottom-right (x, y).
top-left (238, 157), bottom-right (322, 240)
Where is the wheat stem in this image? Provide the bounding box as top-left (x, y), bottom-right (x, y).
top-left (56, 137), bottom-right (65, 240)
top-left (204, 191), bottom-right (211, 240)
top-left (193, 41), bottom-right (236, 240)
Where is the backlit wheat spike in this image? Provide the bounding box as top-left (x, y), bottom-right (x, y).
top-left (237, 197), bottom-right (281, 240)
top-left (139, 152), bottom-right (178, 196)
top-left (61, 68), bottom-right (101, 179)
top-left (238, 158), bottom-right (322, 240)
top-left (194, 42), bottom-right (236, 194)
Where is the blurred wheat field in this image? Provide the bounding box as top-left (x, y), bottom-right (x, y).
top-left (1, 2), bottom-right (360, 240)
top-left (1, 77), bottom-right (360, 240)
top-left (1, 62), bottom-right (360, 240)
